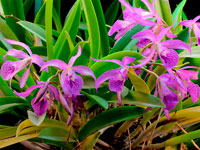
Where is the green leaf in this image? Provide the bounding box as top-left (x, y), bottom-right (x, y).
top-left (0, 127), bottom-right (17, 140)
top-left (92, 0), bottom-right (110, 57)
top-left (45, 0), bottom-right (53, 61)
top-left (0, 76), bottom-right (15, 96)
top-left (128, 68), bottom-right (150, 94)
top-left (0, 96), bottom-right (26, 105)
top-left (39, 127), bottom-right (74, 142)
top-left (79, 132), bottom-right (100, 149)
top-left (0, 103), bottom-right (25, 112)
top-left (105, 0), bottom-right (119, 25)
top-left (78, 106), bottom-right (145, 141)
top-left (180, 46), bottom-right (200, 58)
top-left (28, 111), bottom-right (46, 126)
top-left (110, 24), bottom-right (147, 53)
top-left (90, 51), bottom-right (142, 78)
top-left (17, 21), bottom-right (46, 42)
top-left (1, 0), bottom-right (26, 41)
top-left (172, 0), bottom-right (187, 33)
top-left (159, 0), bottom-right (173, 26)
top-left (82, 0), bottom-right (100, 65)
top-left (24, 0), bottom-right (34, 16)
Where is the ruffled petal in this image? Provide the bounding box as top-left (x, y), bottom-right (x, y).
top-left (108, 20), bottom-right (130, 36)
top-left (20, 65), bottom-right (31, 88)
top-left (132, 29), bottom-right (155, 43)
top-left (1, 61), bottom-right (18, 80)
top-left (31, 97), bottom-right (48, 116)
top-left (68, 46), bottom-right (81, 67)
top-left (72, 65), bottom-right (96, 80)
top-left (161, 40), bottom-right (191, 54)
top-left (40, 59), bottom-right (67, 71)
top-left (3, 49), bottom-right (29, 61)
top-left (159, 48), bottom-right (179, 69)
top-left (109, 73), bottom-right (125, 92)
top-left (177, 70), bottom-right (199, 80)
top-left (187, 81), bottom-right (200, 103)
top-left (62, 73), bottom-right (83, 96)
top-left (96, 68), bottom-right (120, 89)
top-left (5, 39), bottom-right (32, 55)
top-left (14, 84), bottom-right (43, 97)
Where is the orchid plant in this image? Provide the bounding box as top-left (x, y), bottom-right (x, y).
top-left (0, 0), bottom-right (200, 149)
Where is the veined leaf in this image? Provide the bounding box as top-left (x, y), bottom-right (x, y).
top-left (78, 106), bottom-right (144, 141)
top-left (17, 21), bottom-right (46, 42)
top-left (82, 0), bottom-right (100, 65)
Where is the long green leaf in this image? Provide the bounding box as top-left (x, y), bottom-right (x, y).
top-left (105, 0), bottom-right (119, 26)
top-left (0, 76), bottom-right (15, 96)
top-left (82, 0), bottom-right (100, 65)
top-left (92, 0), bottom-right (110, 57)
top-left (45, 0), bottom-right (53, 61)
top-left (78, 106), bottom-right (144, 141)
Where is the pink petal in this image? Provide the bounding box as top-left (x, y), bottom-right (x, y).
top-left (59, 91), bottom-right (71, 115)
top-left (122, 56), bottom-right (136, 65)
top-left (132, 29), bottom-right (155, 43)
top-left (177, 70), bottom-right (198, 80)
top-left (5, 39), bottom-right (32, 55)
top-left (119, 0), bottom-right (134, 13)
top-left (49, 85), bottom-right (60, 100)
top-left (193, 15), bottom-right (200, 22)
top-left (109, 73), bottom-right (125, 92)
top-left (14, 84), bottom-right (43, 97)
top-left (20, 66), bottom-right (31, 88)
top-left (1, 61), bottom-right (18, 80)
top-left (40, 59), bottom-right (67, 71)
top-left (157, 26), bottom-right (172, 42)
top-left (91, 57), bottom-right (123, 67)
top-left (68, 46), bottom-right (81, 67)
top-left (161, 40), bottom-right (191, 54)
top-left (159, 48), bottom-right (179, 69)
top-left (31, 97), bottom-right (48, 116)
top-left (117, 92), bottom-right (123, 105)
top-left (72, 65), bottom-right (96, 80)
top-left (193, 24), bottom-right (200, 45)
top-left (96, 68), bottom-right (120, 89)
top-left (62, 73), bottom-right (83, 96)
top-left (34, 82), bottom-right (48, 102)
top-left (108, 20), bottom-right (130, 36)
top-left (3, 49), bottom-right (29, 61)
top-left (187, 81), bottom-right (200, 103)
top-left (179, 20), bottom-right (193, 27)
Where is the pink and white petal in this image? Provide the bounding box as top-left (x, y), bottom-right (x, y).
top-left (3, 49), bottom-right (29, 61)
top-left (5, 39), bottom-right (32, 55)
top-left (187, 81), bottom-right (200, 103)
top-left (1, 61), bottom-right (18, 80)
top-left (62, 73), bottom-right (83, 96)
top-left (96, 68), bottom-right (120, 89)
top-left (159, 48), bottom-right (179, 69)
top-left (166, 31), bottom-right (177, 39)
top-left (179, 20), bottom-right (192, 27)
top-left (40, 59), bottom-right (67, 71)
top-left (72, 65), bottom-right (96, 80)
top-left (161, 40), bottom-right (191, 54)
top-left (68, 46), bottom-right (81, 67)
top-left (108, 20), bottom-right (130, 36)
top-left (32, 54), bottom-right (48, 72)
top-left (31, 97), bottom-right (48, 116)
top-left (20, 66), bottom-right (31, 88)
top-left (109, 74), bottom-right (125, 92)
top-left (14, 84), bottom-right (43, 97)
top-left (132, 29), bottom-right (155, 42)
top-left (122, 56), bottom-right (136, 66)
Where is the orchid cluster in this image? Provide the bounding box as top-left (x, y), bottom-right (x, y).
top-left (0, 0), bottom-right (200, 127)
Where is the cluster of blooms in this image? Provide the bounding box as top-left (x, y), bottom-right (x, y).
top-left (0, 0), bottom-right (200, 123)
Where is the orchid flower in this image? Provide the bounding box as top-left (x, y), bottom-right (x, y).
top-left (108, 0), bottom-right (157, 42)
top-left (41, 46), bottom-right (95, 97)
top-left (15, 80), bottom-right (59, 116)
top-left (91, 56), bottom-right (136, 105)
top-left (1, 39), bottom-right (45, 88)
top-left (157, 74), bottom-right (179, 120)
top-left (132, 26), bottom-right (191, 69)
top-left (180, 15), bottom-right (200, 46)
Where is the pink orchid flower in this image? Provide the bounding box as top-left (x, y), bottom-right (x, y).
top-left (41, 46), bottom-right (96, 97)
top-left (91, 56), bottom-right (136, 105)
top-left (15, 80), bottom-right (59, 116)
top-left (132, 26), bottom-right (191, 69)
top-left (1, 39), bottom-right (45, 88)
top-left (180, 15), bottom-right (200, 46)
top-left (108, 0), bottom-right (157, 42)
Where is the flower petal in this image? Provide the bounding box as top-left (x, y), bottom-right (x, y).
top-left (62, 73), bottom-right (83, 96)
top-left (96, 68), bottom-right (120, 89)
top-left (40, 59), bottom-right (67, 71)
top-left (1, 61), bottom-right (18, 80)
top-left (122, 56), bottom-right (136, 66)
top-left (31, 97), bottom-right (48, 116)
top-left (109, 73), bottom-right (125, 92)
top-left (20, 66), bottom-right (31, 88)
top-left (14, 84), bottom-right (43, 97)
top-left (48, 85), bottom-right (60, 100)
top-left (177, 70), bottom-right (199, 80)
top-left (3, 49), bottom-right (29, 61)
top-left (5, 39), bottom-right (32, 55)
top-left (187, 81), bottom-right (200, 103)
top-left (159, 48), bottom-right (179, 69)
top-left (59, 91), bottom-right (71, 115)
top-left (132, 29), bottom-right (155, 43)
top-left (108, 20), bottom-right (130, 36)
top-left (161, 40), bottom-right (191, 54)
top-left (68, 45), bottom-right (81, 67)
top-left (72, 65), bottom-right (96, 80)
top-left (91, 57), bottom-right (123, 67)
